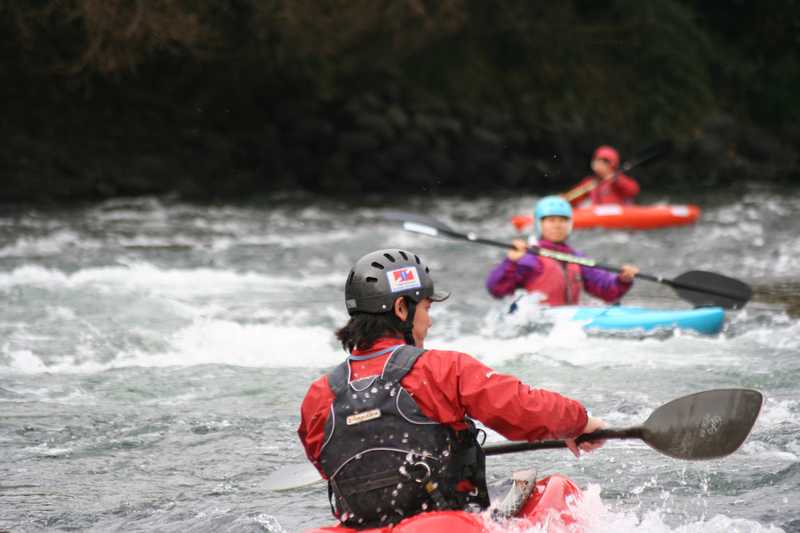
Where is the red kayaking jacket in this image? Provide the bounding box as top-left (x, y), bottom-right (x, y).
top-left (298, 337), bottom-right (588, 477)
top-left (570, 174), bottom-right (640, 207)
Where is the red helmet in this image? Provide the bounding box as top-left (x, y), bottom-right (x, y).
top-left (592, 145), bottom-right (620, 169)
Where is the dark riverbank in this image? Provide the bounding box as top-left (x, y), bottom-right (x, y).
top-left (4, 83), bottom-right (797, 205)
top-left (2, 1), bottom-right (798, 204)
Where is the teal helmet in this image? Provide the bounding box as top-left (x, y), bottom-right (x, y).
top-left (534, 195), bottom-right (573, 239)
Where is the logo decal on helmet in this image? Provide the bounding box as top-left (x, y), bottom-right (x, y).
top-left (345, 249), bottom-right (447, 316)
top-left (387, 267), bottom-right (422, 292)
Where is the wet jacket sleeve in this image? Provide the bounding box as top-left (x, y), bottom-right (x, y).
top-left (486, 255), bottom-right (541, 298)
top-left (297, 375), bottom-right (335, 477)
top-left (579, 264), bottom-right (633, 303)
top-left (405, 351), bottom-right (588, 442)
top-left (612, 173), bottom-right (640, 200)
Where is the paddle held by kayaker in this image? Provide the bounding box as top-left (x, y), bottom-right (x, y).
top-left (568, 145), bottom-right (640, 207)
top-left (298, 249), bottom-right (606, 528)
top-left (487, 195), bottom-right (639, 305)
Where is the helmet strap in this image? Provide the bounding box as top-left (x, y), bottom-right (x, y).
top-left (401, 297), bottom-right (417, 346)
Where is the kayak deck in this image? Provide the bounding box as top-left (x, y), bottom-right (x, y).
top-left (553, 305), bottom-right (726, 335)
top-left (304, 474), bottom-right (582, 532)
top-left (512, 204), bottom-right (701, 231)
top-left (573, 204), bottom-right (701, 229)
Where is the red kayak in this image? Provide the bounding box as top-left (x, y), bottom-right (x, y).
top-left (304, 474), bottom-right (582, 533)
top-left (512, 204), bottom-right (701, 231)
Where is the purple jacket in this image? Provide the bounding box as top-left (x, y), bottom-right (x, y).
top-left (486, 239), bottom-right (633, 304)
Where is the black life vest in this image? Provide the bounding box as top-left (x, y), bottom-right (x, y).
top-left (319, 345), bottom-right (489, 529)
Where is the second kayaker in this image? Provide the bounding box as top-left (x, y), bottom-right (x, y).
top-left (298, 248), bottom-right (606, 528)
top-left (487, 195), bottom-right (639, 306)
top-left (568, 145), bottom-right (640, 207)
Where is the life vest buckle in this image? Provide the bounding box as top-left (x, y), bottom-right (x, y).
top-left (401, 461), bottom-right (432, 483)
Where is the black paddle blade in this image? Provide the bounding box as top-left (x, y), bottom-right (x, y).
top-left (671, 270), bottom-right (753, 310)
top-left (641, 388), bottom-right (763, 460)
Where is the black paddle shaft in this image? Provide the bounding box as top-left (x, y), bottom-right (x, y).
top-left (620, 140), bottom-right (674, 172)
top-left (263, 388), bottom-right (762, 490)
top-left (592, 264), bottom-right (752, 310)
top-left (484, 428), bottom-right (643, 456)
top-left (483, 388), bottom-right (763, 461)
top-left (420, 221), bottom-right (751, 309)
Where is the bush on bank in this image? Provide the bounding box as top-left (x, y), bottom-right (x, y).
top-left (1, 0), bottom-right (797, 202)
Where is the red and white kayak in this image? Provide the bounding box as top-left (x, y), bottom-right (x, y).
top-left (512, 204), bottom-right (701, 231)
top-left (304, 474), bottom-right (582, 533)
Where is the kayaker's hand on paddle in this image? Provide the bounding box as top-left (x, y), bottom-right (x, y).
top-left (507, 239), bottom-right (528, 262)
top-left (566, 416), bottom-right (607, 458)
top-left (618, 264), bottom-right (639, 283)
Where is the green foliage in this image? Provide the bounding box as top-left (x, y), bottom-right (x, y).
top-left (683, 0), bottom-right (800, 131)
top-left (1, 0), bottom-right (796, 137)
top-left (379, 0), bottom-right (716, 139)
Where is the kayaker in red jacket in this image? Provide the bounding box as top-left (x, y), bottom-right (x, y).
top-left (487, 196), bottom-right (638, 305)
top-left (568, 145), bottom-right (640, 207)
top-left (298, 248), bottom-right (606, 528)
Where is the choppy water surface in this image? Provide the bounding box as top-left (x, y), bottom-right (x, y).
top-left (1, 186), bottom-right (798, 532)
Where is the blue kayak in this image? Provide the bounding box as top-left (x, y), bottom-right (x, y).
top-left (553, 305), bottom-right (725, 335)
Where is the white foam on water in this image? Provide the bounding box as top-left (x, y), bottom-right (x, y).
top-left (0, 229), bottom-right (100, 257)
top-left (3, 319), bottom-right (343, 373)
top-left (0, 264), bottom-right (69, 288)
top-left (135, 319), bottom-right (343, 369)
top-left (89, 196), bottom-right (168, 218)
top-left (252, 513), bottom-right (288, 533)
top-left (3, 349), bottom-right (113, 375)
top-left (112, 227), bottom-right (363, 250)
top-left (0, 263), bottom-right (341, 295)
top-left (587, 510), bottom-right (786, 533)
top-left (27, 443), bottom-right (74, 458)
top-left (483, 484), bottom-right (786, 533)
top-left (741, 440), bottom-right (799, 463)
top-left (428, 331), bottom-right (571, 368)
top-left (1, 263), bottom-right (795, 379)
top-left (753, 398), bottom-right (799, 431)
top-left (45, 305), bottom-right (77, 320)
top-left (733, 319), bottom-right (800, 351)
top-left (461, 295), bottom-right (789, 370)
top-left (234, 228), bottom-right (369, 247)
top-left (115, 234), bottom-right (209, 248)
top-left (437, 327), bottom-right (739, 371)
top-left (4, 349), bottom-right (50, 373)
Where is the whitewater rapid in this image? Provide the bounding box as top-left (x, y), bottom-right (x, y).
top-left (1, 188), bottom-right (798, 532)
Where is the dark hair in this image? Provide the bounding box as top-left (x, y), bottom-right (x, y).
top-left (336, 312), bottom-right (405, 352)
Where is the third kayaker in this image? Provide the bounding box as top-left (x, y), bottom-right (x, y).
top-left (568, 145), bottom-right (640, 207)
top-left (487, 195), bottom-right (639, 306)
top-left (298, 248), bottom-right (606, 528)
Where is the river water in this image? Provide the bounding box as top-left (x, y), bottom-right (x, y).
top-left (1, 186), bottom-right (798, 532)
